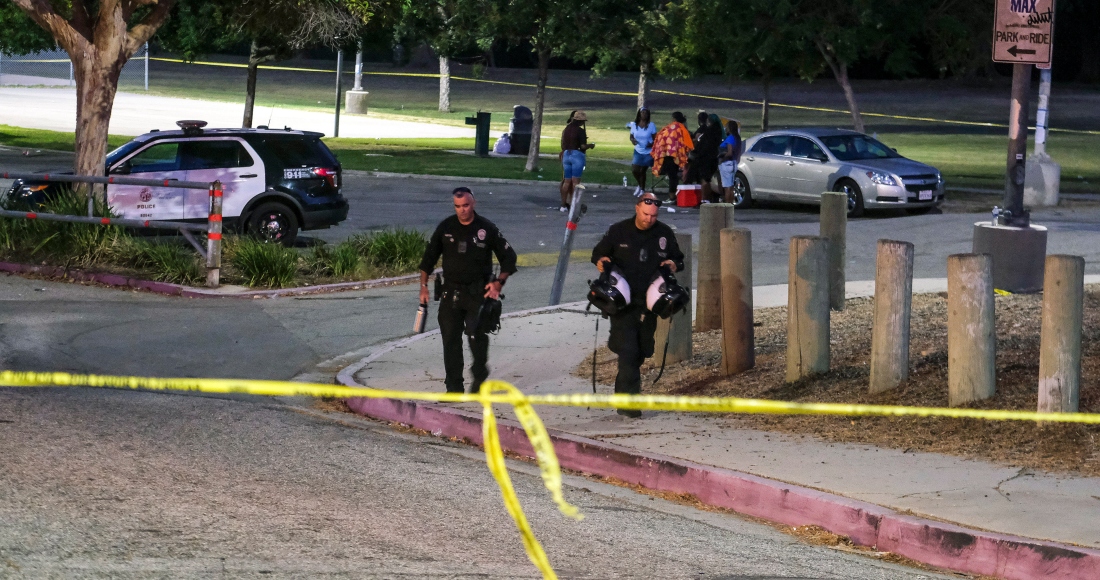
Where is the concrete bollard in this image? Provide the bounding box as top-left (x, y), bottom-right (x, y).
top-left (947, 253), bottom-right (996, 406)
top-left (869, 240), bottom-right (914, 393)
top-left (720, 228), bottom-right (754, 374)
top-left (654, 233), bottom-right (693, 364)
top-left (1038, 255), bottom-right (1084, 413)
top-left (787, 236), bottom-right (830, 382)
top-left (696, 203), bottom-right (736, 331)
top-left (819, 192), bottom-right (847, 311)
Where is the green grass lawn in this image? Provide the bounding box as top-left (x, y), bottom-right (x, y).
top-left (5, 56), bottom-right (1099, 193)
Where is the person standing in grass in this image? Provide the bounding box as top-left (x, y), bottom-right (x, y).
top-left (560, 110), bottom-right (595, 212)
top-left (419, 187), bottom-right (518, 394)
top-left (718, 119), bottom-right (744, 205)
top-left (626, 107), bottom-right (656, 197)
top-left (650, 111), bottom-right (693, 202)
top-left (686, 112), bottom-right (722, 203)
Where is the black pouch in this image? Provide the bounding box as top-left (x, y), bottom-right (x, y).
top-left (433, 274), bottom-right (443, 301)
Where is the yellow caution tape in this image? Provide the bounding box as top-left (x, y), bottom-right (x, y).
top-left (148, 57), bottom-right (1100, 136)
top-left (4, 369), bottom-right (1100, 579)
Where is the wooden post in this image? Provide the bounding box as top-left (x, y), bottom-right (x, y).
top-left (787, 236), bottom-right (830, 382)
top-left (947, 253), bottom-right (996, 406)
top-left (820, 192), bottom-right (847, 311)
top-left (720, 228), bottom-right (754, 374)
top-left (869, 240), bottom-right (914, 393)
top-left (1038, 255), bottom-right (1084, 413)
top-left (696, 203), bottom-right (736, 331)
top-left (654, 233), bottom-right (693, 364)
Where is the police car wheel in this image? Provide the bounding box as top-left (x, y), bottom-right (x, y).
top-left (248, 202), bottom-right (299, 247)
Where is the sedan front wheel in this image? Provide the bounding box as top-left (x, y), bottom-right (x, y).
top-left (834, 179), bottom-right (864, 218)
top-left (732, 173), bottom-right (753, 208)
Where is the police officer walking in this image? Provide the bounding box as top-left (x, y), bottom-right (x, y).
top-left (591, 192), bottom-right (684, 417)
top-left (419, 187), bottom-right (518, 394)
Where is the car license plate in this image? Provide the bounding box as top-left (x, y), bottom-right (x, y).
top-left (918, 189), bottom-right (933, 201)
top-left (284, 168), bottom-right (311, 180)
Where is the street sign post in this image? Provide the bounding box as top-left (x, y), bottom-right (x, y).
top-left (992, 0), bottom-right (1055, 66)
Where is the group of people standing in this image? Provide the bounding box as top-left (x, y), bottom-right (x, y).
top-left (633, 109), bottom-right (743, 204)
top-left (558, 107), bottom-right (742, 211)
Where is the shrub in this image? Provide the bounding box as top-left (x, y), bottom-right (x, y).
top-left (228, 236), bottom-right (298, 287)
top-left (0, 187), bottom-right (123, 266)
top-left (306, 241), bottom-right (361, 278)
top-left (349, 228), bottom-right (427, 272)
top-left (132, 241), bottom-right (204, 285)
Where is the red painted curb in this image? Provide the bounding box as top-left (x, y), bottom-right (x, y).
top-left (344, 395), bottom-right (1100, 580)
top-left (0, 261), bottom-right (422, 299)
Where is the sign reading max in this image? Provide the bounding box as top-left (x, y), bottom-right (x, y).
top-left (992, 0), bottom-right (1055, 65)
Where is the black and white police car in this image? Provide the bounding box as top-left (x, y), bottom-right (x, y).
top-left (7, 120), bottom-right (349, 245)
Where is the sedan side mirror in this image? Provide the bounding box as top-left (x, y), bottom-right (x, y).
top-left (111, 161), bottom-right (131, 175)
top-left (813, 153), bottom-right (829, 163)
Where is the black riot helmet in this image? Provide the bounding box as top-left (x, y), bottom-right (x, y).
top-left (587, 266), bottom-right (631, 316)
top-left (646, 265), bottom-right (690, 319)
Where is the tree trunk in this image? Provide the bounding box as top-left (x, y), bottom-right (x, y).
top-left (243, 40), bottom-right (261, 128)
top-left (438, 55), bottom-right (451, 113)
top-left (525, 48), bottom-right (550, 173)
top-left (73, 55), bottom-right (122, 191)
top-left (817, 42), bottom-right (864, 133)
top-left (760, 73), bottom-right (771, 132)
top-left (637, 59), bottom-right (649, 110)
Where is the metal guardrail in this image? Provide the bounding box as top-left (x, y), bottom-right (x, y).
top-left (1, 173), bottom-right (224, 288)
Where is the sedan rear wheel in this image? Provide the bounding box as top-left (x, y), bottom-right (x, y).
top-left (835, 179), bottom-right (864, 218)
top-left (732, 173), bottom-right (753, 208)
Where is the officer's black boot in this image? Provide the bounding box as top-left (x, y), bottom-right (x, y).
top-left (468, 333), bottom-right (490, 393)
top-left (614, 351), bottom-right (643, 418)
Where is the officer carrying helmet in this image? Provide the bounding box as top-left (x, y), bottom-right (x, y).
top-left (419, 187), bottom-right (518, 394)
top-left (591, 191), bottom-right (685, 417)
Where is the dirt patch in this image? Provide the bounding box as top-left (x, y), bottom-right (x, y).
top-left (576, 286), bottom-right (1100, 476)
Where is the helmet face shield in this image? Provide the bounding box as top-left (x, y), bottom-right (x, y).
top-left (646, 268), bottom-right (691, 319)
top-left (588, 267), bottom-right (630, 316)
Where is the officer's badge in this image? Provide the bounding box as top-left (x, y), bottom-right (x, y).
top-left (477, 229), bottom-right (487, 240)
top-left (659, 237), bottom-right (667, 250)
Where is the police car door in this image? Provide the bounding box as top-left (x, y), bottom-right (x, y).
top-left (107, 140), bottom-right (186, 220)
top-left (181, 138), bottom-right (264, 220)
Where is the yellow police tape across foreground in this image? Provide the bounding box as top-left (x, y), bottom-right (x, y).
top-left (4, 370), bottom-right (1100, 579)
top-left (147, 57), bottom-right (1100, 136)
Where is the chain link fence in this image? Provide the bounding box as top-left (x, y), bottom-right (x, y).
top-left (0, 44), bottom-right (149, 90)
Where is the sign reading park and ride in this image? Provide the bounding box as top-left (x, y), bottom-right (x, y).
top-left (992, 0), bottom-right (1055, 65)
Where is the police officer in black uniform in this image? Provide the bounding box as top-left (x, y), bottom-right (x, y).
top-left (591, 192), bottom-right (685, 417)
top-left (419, 187), bottom-right (518, 394)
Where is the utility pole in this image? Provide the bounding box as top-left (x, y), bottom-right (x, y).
top-left (1002, 62), bottom-right (1032, 227)
top-left (973, 0), bottom-right (1055, 293)
top-left (334, 49), bottom-right (343, 138)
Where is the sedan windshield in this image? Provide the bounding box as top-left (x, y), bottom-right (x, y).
top-left (819, 135), bottom-right (899, 161)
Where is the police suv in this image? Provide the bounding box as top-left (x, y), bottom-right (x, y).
top-left (7, 120), bottom-right (349, 245)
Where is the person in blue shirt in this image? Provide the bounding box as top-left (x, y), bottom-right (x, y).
top-left (718, 120), bottom-right (743, 205)
top-left (625, 107), bottom-right (657, 197)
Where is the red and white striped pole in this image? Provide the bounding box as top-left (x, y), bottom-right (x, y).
top-left (206, 181), bottom-right (223, 288)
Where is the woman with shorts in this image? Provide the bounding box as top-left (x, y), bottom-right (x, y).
top-left (560, 110), bottom-right (594, 211)
top-left (626, 107), bottom-right (656, 197)
top-left (719, 119), bottom-right (743, 205)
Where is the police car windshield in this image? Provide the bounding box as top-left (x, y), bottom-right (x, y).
top-left (106, 141), bottom-right (144, 167)
top-left (819, 135), bottom-right (899, 161)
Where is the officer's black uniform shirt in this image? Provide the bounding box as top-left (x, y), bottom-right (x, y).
top-left (591, 218), bottom-right (685, 305)
top-left (419, 213), bottom-right (518, 285)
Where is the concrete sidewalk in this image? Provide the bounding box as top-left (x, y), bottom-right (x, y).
top-left (339, 280), bottom-right (1100, 579)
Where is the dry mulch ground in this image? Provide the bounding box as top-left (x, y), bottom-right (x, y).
top-left (577, 285), bottom-right (1100, 476)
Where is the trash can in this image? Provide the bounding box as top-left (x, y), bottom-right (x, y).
top-left (465, 111), bottom-right (492, 157)
top-left (509, 105), bottom-right (533, 155)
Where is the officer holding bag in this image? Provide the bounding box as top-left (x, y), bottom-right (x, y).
top-left (590, 192), bottom-right (685, 417)
top-left (419, 187), bottom-right (518, 394)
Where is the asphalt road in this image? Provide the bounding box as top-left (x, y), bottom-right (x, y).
top-left (0, 387), bottom-right (949, 579)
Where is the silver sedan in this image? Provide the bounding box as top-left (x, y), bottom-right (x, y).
top-left (733, 128), bottom-right (944, 217)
